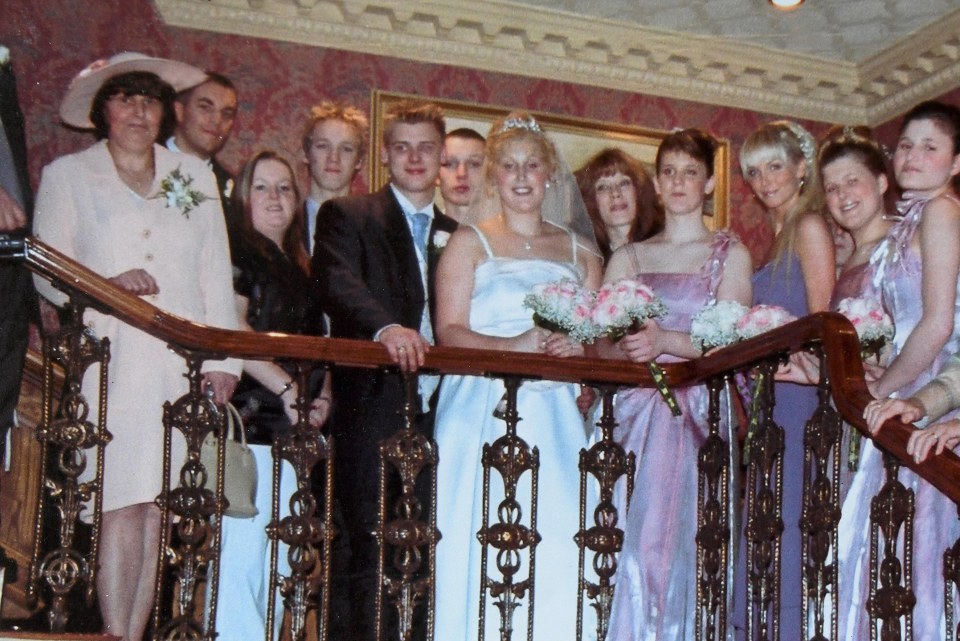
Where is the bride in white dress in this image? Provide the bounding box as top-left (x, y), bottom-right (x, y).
top-left (431, 112), bottom-right (602, 641)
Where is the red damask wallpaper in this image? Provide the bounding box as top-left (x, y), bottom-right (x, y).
top-left (2, 0), bottom-right (959, 264)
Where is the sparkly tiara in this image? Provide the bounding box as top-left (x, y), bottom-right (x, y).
top-left (498, 115), bottom-right (543, 134)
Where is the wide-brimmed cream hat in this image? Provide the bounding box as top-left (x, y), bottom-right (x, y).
top-left (60, 52), bottom-right (207, 129)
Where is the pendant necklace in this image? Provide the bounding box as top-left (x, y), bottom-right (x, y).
top-left (500, 214), bottom-right (539, 252)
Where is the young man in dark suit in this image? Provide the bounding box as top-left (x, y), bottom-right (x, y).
top-left (300, 101), bottom-right (368, 255)
top-left (313, 100), bottom-right (457, 641)
top-left (166, 73), bottom-right (238, 213)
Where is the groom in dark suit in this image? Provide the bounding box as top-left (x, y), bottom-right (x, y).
top-left (313, 100), bottom-right (457, 641)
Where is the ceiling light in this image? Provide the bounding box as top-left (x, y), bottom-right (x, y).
top-left (769, 0), bottom-right (804, 10)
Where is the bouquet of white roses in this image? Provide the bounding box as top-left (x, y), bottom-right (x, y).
top-left (690, 300), bottom-right (750, 353)
top-left (592, 277), bottom-right (667, 342)
top-left (522, 278), bottom-right (601, 344)
top-left (835, 296), bottom-right (894, 360)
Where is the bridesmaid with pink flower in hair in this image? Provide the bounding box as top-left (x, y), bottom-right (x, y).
top-left (599, 128), bottom-right (752, 640)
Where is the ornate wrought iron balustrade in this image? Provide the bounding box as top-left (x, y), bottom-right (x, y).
top-left (6, 235), bottom-right (960, 641)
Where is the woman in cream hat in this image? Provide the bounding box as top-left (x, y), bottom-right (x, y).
top-left (33, 53), bottom-right (241, 640)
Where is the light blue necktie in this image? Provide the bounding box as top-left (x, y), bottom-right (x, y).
top-left (411, 211), bottom-right (431, 256)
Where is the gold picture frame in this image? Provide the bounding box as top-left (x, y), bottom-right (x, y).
top-left (369, 90), bottom-right (729, 229)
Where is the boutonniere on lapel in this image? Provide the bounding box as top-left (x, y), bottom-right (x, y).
top-left (0, 46), bottom-right (10, 68)
top-left (154, 165), bottom-right (210, 218)
top-left (430, 230), bottom-right (451, 257)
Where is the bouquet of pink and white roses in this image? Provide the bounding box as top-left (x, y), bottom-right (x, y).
top-left (736, 304), bottom-right (797, 340)
top-left (589, 278), bottom-right (679, 416)
top-left (835, 296), bottom-right (894, 360)
top-left (835, 296), bottom-right (893, 470)
top-left (522, 278), bottom-right (601, 344)
top-left (591, 277), bottom-right (668, 342)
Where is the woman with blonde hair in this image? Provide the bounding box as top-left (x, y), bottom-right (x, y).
top-left (735, 120), bottom-right (835, 636)
top-left (432, 111), bottom-right (602, 641)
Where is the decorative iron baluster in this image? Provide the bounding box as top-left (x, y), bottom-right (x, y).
top-left (29, 300), bottom-right (111, 632)
top-left (478, 376), bottom-right (540, 641)
top-left (575, 385), bottom-right (634, 641)
top-left (868, 453), bottom-right (915, 641)
top-left (800, 347), bottom-right (843, 641)
top-left (374, 372), bottom-right (440, 641)
top-left (152, 354), bottom-right (223, 641)
top-left (744, 361), bottom-right (784, 641)
top-left (944, 506), bottom-right (960, 641)
top-left (268, 362), bottom-right (335, 641)
top-left (696, 378), bottom-right (729, 641)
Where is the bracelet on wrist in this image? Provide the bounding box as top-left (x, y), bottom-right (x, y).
top-left (278, 380), bottom-right (295, 396)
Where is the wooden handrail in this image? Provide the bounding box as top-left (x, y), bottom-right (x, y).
top-left (8, 234), bottom-right (960, 502)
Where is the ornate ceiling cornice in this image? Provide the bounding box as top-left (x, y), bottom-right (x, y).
top-left (154, 0), bottom-right (960, 125)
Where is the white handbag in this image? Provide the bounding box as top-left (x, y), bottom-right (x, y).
top-left (199, 403), bottom-right (259, 518)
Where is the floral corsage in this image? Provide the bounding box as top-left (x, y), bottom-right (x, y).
top-left (155, 165), bottom-right (210, 218)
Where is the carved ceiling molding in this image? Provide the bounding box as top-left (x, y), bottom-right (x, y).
top-left (154, 0), bottom-right (960, 125)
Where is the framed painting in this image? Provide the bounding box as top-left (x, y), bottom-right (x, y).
top-left (369, 90), bottom-right (729, 229)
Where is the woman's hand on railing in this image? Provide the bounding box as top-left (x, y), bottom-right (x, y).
top-left (109, 268), bottom-right (159, 296)
top-left (863, 397), bottom-right (926, 434)
top-left (906, 419), bottom-right (960, 463)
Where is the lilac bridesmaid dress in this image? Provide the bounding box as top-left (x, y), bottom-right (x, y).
top-left (606, 231), bottom-right (738, 641)
top-left (836, 196), bottom-right (960, 639)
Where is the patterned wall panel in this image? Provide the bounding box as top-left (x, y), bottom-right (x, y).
top-left (1, 0), bottom-right (958, 266)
